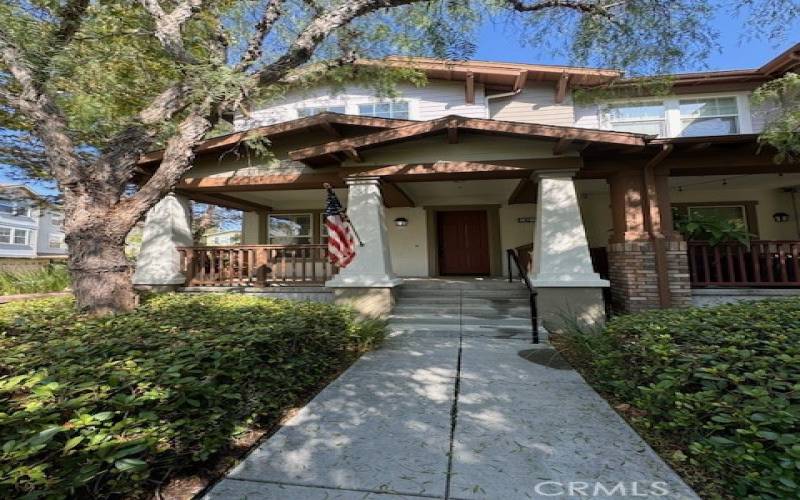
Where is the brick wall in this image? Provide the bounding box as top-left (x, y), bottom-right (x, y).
top-left (607, 238), bottom-right (692, 313)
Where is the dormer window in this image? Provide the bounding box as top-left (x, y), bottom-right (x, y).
top-left (604, 101), bottom-right (666, 136)
top-left (678, 97), bottom-right (739, 136)
top-left (357, 101), bottom-right (409, 120)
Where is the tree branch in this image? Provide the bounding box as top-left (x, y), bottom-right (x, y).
top-left (505, 0), bottom-right (614, 18)
top-left (257, 0), bottom-right (420, 84)
top-left (236, 0), bottom-right (286, 71)
top-left (139, 0), bottom-right (203, 63)
top-left (0, 31), bottom-right (84, 188)
top-left (50, 0), bottom-right (91, 48)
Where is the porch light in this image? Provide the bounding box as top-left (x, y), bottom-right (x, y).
top-left (773, 212), bottom-right (790, 223)
top-left (394, 217), bottom-right (409, 227)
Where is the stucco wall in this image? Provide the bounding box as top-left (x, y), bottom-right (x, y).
top-left (386, 207), bottom-right (429, 277)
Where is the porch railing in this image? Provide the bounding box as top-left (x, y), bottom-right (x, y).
top-left (177, 244), bottom-right (338, 287)
top-left (688, 240), bottom-right (800, 287)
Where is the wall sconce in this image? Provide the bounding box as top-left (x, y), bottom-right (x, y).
top-left (394, 217), bottom-right (409, 227)
top-left (773, 212), bottom-right (790, 223)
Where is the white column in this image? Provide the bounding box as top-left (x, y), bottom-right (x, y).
top-left (326, 177), bottom-right (401, 288)
top-left (133, 193), bottom-right (193, 285)
top-left (530, 170), bottom-right (609, 287)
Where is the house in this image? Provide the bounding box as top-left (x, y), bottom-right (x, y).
top-left (0, 185), bottom-right (67, 259)
top-left (203, 229), bottom-right (242, 246)
top-left (133, 43), bottom-right (800, 328)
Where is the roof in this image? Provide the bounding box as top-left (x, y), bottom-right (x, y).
top-left (357, 56), bottom-right (621, 91)
top-left (138, 113), bottom-right (415, 166)
top-left (288, 115), bottom-right (650, 166)
top-left (0, 184), bottom-right (47, 202)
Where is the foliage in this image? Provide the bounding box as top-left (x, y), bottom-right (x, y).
top-left (559, 300), bottom-right (800, 499)
top-left (0, 294), bottom-right (385, 498)
top-left (674, 211), bottom-right (754, 247)
top-left (752, 72), bottom-right (800, 163)
top-left (0, 264), bottom-right (70, 295)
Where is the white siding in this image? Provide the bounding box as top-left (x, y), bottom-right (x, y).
top-left (236, 81), bottom-right (486, 130)
top-left (489, 82), bottom-right (574, 126)
top-left (36, 210), bottom-right (67, 256)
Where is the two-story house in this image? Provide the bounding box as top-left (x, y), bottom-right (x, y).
top-left (0, 185), bottom-right (67, 259)
top-left (133, 43), bottom-right (800, 329)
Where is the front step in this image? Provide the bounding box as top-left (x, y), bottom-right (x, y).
top-left (390, 314), bottom-right (531, 327)
top-left (396, 289), bottom-right (531, 299)
top-left (392, 304), bottom-right (532, 316)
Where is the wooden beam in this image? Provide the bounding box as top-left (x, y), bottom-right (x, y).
top-left (177, 190), bottom-right (273, 212)
top-left (508, 178), bottom-right (538, 205)
top-left (343, 148), bottom-right (362, 162)
top-left (465, 72), bottom-right (475, 104)
top-left (447, 122), bottom-right (459, 144)
top-left (513, 70), bottom-right (528, 92)
top-left (349, 161), bottom-right (536, 182)
top-left (380, 181), bottom-right (415, 208)
top-left (552, 138), bottom-right (573, 155)
top-left (179, 173), bottom-right (345, 192)
top-left (555, 72), bottom-right (570, 103)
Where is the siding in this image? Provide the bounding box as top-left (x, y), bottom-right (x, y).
top-left (235, 81), bottom-right (486, 130)
top-left (489, 82), bottom-right (574, 126)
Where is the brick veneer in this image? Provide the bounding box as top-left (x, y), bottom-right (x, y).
top-left (607, 238), bottom-right (691, 313)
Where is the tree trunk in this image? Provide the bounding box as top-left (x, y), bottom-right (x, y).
top-left (67, 222), bottom-right (137, 316)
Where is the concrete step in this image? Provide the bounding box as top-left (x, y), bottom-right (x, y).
top-left (389, 314), bottom-right (531, 327)
top-left (388, 322), bottom-right (536, 339)
top-left (392, 305), bottom-right (532, 316)
top-left (396, 289), bottom-right (531, 299)
top-left (395, 297), bottom-right (532, 307)
top-left (399, 280), bottom-right (528, 290)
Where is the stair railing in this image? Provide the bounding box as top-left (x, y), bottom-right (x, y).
top-left (506, 248), bottom-right (539, 344)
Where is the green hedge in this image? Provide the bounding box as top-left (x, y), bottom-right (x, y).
top-left (0, 264), bottom-right (70, 295)
top-left (0, 294), bottom-right (384, 498)
top-left (560, 299), bottom-right (800, 499)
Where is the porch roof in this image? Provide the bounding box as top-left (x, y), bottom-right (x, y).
top-left (288, 115), bottom-right (652, 167)
top-left (138, 113), bottom-right (414, 167)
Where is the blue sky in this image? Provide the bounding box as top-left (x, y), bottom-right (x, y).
top-left (7, 8), bottom-right (799, 196)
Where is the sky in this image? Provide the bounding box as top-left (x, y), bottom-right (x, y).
top-left (6, 7), bottom-right (800, 196)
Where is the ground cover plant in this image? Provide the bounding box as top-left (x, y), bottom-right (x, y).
top-left (556, 299), bottom-right (800, 499)
top-left (0, 264), bottom-right (70, 295)
top-left (0, 294), bottom-right (384, 498)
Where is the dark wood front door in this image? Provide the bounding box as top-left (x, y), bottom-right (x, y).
top-left (437, 210), bottom-right (490, 275)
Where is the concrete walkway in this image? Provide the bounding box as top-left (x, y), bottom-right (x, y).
top-left (206, 285), bottom-right (698, 499)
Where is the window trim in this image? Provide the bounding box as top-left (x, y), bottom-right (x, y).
top-left (672, 201), bottom-right (759, 238)
top-left (296, 104), bottom-right (347, 118)
top-left (599, 92), bottom-right (753, 137)
top-left (601, 100), bottom-right (667, 136)
top-left (267, 212), bottom-right (315, 245)
top-left (0, 226), bottom-right (32, 246)
top-left (356, 100), bottom-right (411, 120)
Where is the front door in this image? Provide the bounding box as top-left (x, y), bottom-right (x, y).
top-left (437, 210), bottom-right (490, 275)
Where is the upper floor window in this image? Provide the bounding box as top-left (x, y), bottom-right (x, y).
top-left (358, 101), bottom-right (409, 120)
top-left (603, 101), bottom-right (666, 136)
top-left (0, 226), bottom-right (30, 245)
top-left (297, 105), bottom-right (346, 118)
top-left (49, 234), bottom-right (66, 249)
top-left (0, 200), bottom-right (31, 217)
top-left (678, 97), bottom-right (739, 137)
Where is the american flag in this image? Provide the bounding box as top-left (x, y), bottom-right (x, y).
top-left (323, 187), bottom-right (356, 268)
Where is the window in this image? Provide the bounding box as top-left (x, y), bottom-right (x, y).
top-left (0, 200), bottom-right (32, 217)
top-left (297, 105), bottom-right (346, 117)
top-left (49, 234), bottom-right (66, 249)
top-left (0, 201), bottom-right (14, 215)
top-left (603, 101), bottom-right (666, 136)
top-left (679, 97), bottom-right (739, 137)
top-left (0, 227), bottom-right (30, 245)
top-left (687, 205), bottom-right (748, 231)
top-left (357, 101), bottom-right (409, 119)
top-left (268, 214), bottom-right (312, 245)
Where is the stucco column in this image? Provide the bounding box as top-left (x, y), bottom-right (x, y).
top-left (133, 193), bottom-right (193, 286)
top-left (529, 170), bottom-right (608, 331)
top-left (326, 177), bottom-right (401, 318)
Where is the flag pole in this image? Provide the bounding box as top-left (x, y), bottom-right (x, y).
top-left (324, 183), bottom-right (365, 247)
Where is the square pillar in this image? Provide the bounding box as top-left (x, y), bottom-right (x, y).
top-left (326, 177), bottom-right (400, 318)
top-left (133, 193), bottom-right (193, 288)
top-left (530, 170), bottom-right (608, 331)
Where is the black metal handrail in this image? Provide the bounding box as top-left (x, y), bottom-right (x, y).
top-left (506, 248), bottom-right (539, 344)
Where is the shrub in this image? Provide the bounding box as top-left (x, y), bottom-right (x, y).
top-left (0, 294), bottom-right (384, 498)
top-left (0, 264), bottom-right (70, 295)
top-left (559, 299), bottom-right (800, 499)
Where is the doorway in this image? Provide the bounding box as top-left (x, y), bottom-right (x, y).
top-left (436, 210), bottom-right (491, 275)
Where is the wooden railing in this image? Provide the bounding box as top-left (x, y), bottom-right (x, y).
top-left (688, 240), bottom-right (800, 287)
top-left (177, 244), bottom-right (338, 287)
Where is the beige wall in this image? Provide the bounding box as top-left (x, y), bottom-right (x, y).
top-left (386, 207), bottom-right (429, 277)
top-left (489, 82), bottom-right (574, 126)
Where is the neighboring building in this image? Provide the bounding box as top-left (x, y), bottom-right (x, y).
top-left (203, 229), bottom-right (242, 246)
top-left (134, 44), bottom-right (800, 327)
top-left (0, 185), bottom-right (67, 258)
